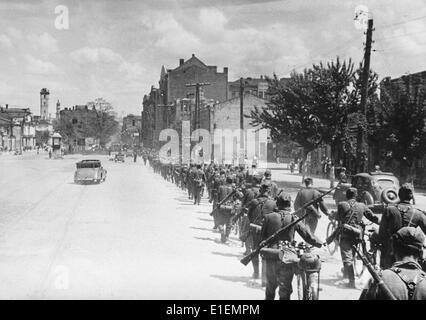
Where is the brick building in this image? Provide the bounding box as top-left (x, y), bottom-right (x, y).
top-left (196, 93), bottom-right (272, 164)
top-left (159, 54), bottom-right (228, 105)
top-left (142, 55), bottom-right (228, 151)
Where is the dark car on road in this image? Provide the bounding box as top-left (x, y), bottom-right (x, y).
top-left (351, 172), bottom-right (400, 205)
top-left (114, 153), bottom-right (125, 163)
top-left (74, 160), bottom-right (107, 184)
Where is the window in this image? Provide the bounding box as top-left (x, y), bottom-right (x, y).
top-left (72, 118), bottom-right (78, 124)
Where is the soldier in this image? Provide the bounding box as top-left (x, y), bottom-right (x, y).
top-left (335, 187), bottom-right (379, 288)
top-left (211, 169), bottom-right (226, 229)
top-left (216, 176), bottom-right (236, 243)
top-left (294, 178), bottom-right (330, 234)
top-left (261, 193), bottom-right (323, 300)
top-left (234, 175), bottom-right (262, 255)
top-left (192, 164), bottom-right (206, 205)
top-left (378, 183), bottom-right (426, 269)
top-left (186, 164), bottom-right (196, 200)
top-left (261, 169), bottom-right (279, 199)
top-left (246, 182), bottom-right (277, 282)
top-left (361, 227), bottom-right (426, 300)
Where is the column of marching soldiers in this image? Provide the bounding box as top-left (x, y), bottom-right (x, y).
top-left (141, 149), bottom-right (426, 300)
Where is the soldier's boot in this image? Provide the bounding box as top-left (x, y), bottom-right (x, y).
top-left (252, 259), bottom-right (260, 279)
top-left (346, 265), bottom-right (357, 288)
top-left (261, 259), bottom-right (267, 287)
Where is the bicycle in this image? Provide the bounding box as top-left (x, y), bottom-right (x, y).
top-left (281, 241), bottom-right (322, 300)
top-left (352, 220), bottom-right (383, 277)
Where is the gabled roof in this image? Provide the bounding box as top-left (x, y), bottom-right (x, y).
top-left (172, 54), bottom-right (208, 72)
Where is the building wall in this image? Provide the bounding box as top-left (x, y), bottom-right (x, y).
top-left (212, 93), bottom-right (266, 131)
top-left (166, 55), bottom-right (228, 104)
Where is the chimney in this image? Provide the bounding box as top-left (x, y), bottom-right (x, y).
top-left (260, 75), bottom-right (263, 80)
top-left (5, 104), bottom-right (8, 109)
top-left (179, 58), bottom-right (184, 66)
top-left (223, 67), bottom-right (228, 74)
top-left (192, 53), bottom-right (195, 58)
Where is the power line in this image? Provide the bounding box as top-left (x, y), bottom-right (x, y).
top-left (375, 29), bottom-right (426, 41)
top-left (380, 14), bottom-right (426, 29)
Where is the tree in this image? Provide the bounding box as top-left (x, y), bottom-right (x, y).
top-left (374, 87), bottom-right (426, 182)
top-left (35, 130), bottom-right (50, 146)
top-left (86, 98), bottom-right (119, 148)
top-left (53, 117), bottom-right (76, 146)
top-left (249, 71), bottom-right (324, 165)
top-left (309, 58), bottom-right (358, 162)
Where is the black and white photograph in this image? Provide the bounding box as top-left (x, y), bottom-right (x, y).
top-left (1, 0), bottom-right (426, 305)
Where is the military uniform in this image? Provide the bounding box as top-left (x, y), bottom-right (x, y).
top-left (261, 207), bottom-right (323, 300)
top-left (336, 198), bottom-right (379, 285)
top-left (192, 168), bottom-right (206, 205)
top-left (217, 182), bottom-right (235, 242)
top-left (246, 191), bottom-right (277, 279)
top-left (378, 201), bottom-right (426, 269)
top-left (294, 187), bottom-right (329, 234)
top-left (361, 227), bottom-right (426, 300)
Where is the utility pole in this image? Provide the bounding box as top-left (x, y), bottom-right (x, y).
top-left (239, 78), bottom-right (245, 165)
top-left (356, 18), bottom-right (374, 173)
top-left (185, 82), bottom-right (210, 130)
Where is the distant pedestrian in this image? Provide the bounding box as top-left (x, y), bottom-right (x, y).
top-left (48, 149), bottom-right (52, 159)
top-left (133, 152), bottom-right (137, 162)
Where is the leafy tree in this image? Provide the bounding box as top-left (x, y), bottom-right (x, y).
top-left (85, 98), bottom-right (119, 148)
top-left (53, 117), bottom-right (76, 146)
top-left (35, 130), bottom-right (50, 146)
top-left (374, 86), bottom-right (426, 182)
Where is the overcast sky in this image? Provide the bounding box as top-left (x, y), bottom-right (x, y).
top-left (1, 0), bottom-right (426, 116)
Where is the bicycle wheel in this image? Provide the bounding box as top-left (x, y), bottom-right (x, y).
top-left (326, 221), bottom-right (339, 255)
top-left (353, 242), bottom-right (366, 277)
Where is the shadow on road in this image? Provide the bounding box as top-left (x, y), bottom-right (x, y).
top-left (194, 236), bottom-right (221, 243)
top-left (198, 217), bottom-right (212, 222)
top-left (210, 274), bottom-right (264, 291)
top-left (190, 226), bottom-right (213, 232)
top-left (211, 251), bottom-right (242, 258)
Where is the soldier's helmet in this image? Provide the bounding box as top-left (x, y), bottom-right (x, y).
top-left (398, 183), bottom-right (413, 201)
top-left (264, 169), bottom-right (272, 178)
top-left (252, 175), bottom-right (263, 186)
top-left (276, 192), bottom-right (292, 207)
top-left (392, 226), bottom-right (426, 256)
top-left (346, 187), bottom-right (358, 200)
top-left (260, 182), bottom-right (271, 193)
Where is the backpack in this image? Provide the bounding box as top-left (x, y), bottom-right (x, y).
top-left (389, 266), bottom-right (426, 300)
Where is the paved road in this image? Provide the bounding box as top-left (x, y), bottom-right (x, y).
top-left (0, 152), bottom-right (374, 299)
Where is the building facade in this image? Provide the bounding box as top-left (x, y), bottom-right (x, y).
top-left (122, 114), bottom-right (142, 147)
top-left (159, 54), bottom-right (228, 105)
top-left (0, 105), bottom-right (36, 151)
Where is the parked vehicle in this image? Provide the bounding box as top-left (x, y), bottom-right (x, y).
top-left (114, 153), bottom-right (125, 163)
top-left (74, 159), bottom-right (107, 184)
top-left (351, 172), bottom-right (400, 205)
top-left (125, 149), bottom-right (134, 157)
